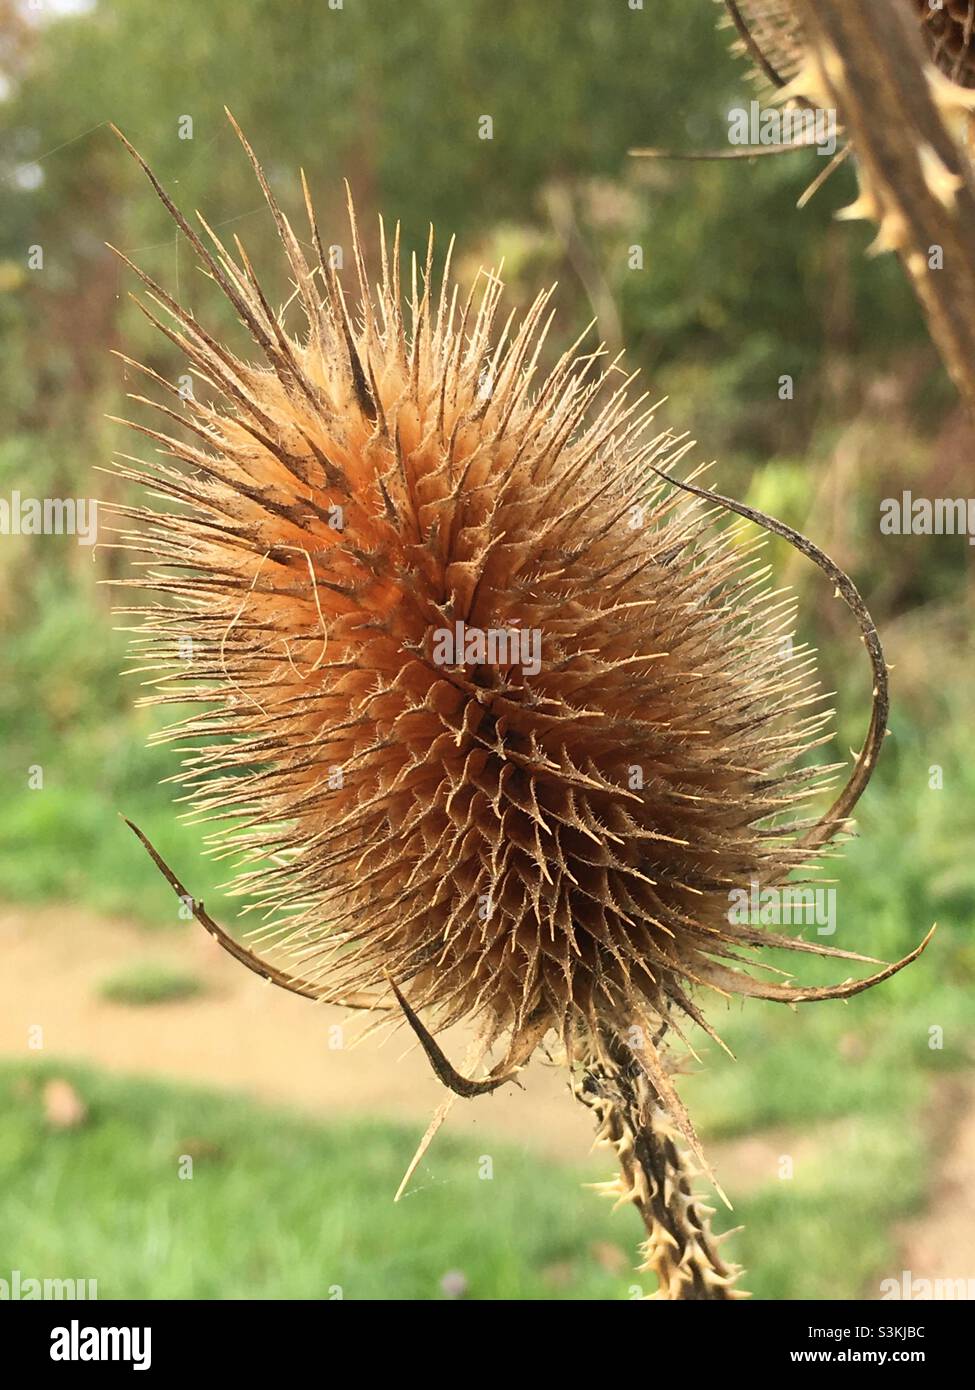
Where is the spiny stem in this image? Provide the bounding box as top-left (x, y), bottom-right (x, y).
top-left (576, 1027), bottom-right (748, 1300)
top-left (792, 0), bottom-right (975, 413)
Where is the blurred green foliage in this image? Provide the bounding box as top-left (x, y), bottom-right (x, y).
top-left (0, 0), bottom-right (936, 440)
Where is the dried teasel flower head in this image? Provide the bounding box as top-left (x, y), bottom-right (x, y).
top-left (724, 0), bottom-right (975, 92)
top-left (915, 0), bottom-right (975, 88)
top-left (724, 0), bottom-right (975, 173)
top-left (722, 0), bottom-right (807, 89)
top-left (109, 117), bottom-right (929, 1175)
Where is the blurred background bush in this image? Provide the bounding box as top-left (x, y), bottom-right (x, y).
top-left (0, 0), bottom-right (972, 1300)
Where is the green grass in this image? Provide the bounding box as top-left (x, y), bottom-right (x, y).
top-left (0, 721), bottom-right (229, 926)
top-left (0, 573), bottom-right (229, 923)
top-left (731, 1116), bottom-right (926, 1302)
top-left (98, 963), bottom-right (207, 1007)
top-left (1, 1062), bottom-right (637, 1301)
top-left (0, 1060), bottom-right (932, 1300)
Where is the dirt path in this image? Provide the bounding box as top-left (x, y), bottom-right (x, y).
top-left (0, 903), bottom-right (594, 1159)
top-left (893, 1079), bottom-right (975, 1295)
top-left (0, 903), bottom-right (804, 1176)
top-left (3, 902), bottom-right (973, 1294)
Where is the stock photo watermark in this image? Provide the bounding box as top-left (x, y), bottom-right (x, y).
top-left (728, 879), bottom-right (837, 936)
top-left (880, 1270), bottom-right (975, 1300)
top-left (728, 101), bottom-right (838, 157)
top-left (0, 1269), bottom-right (97, 1300)
top-left (0, 491), bottom-right (97, 546)
top-left (431, 620), bottom-right (542, 676)
top-left (50, 1320), bottom-right (151, 1372)
top-left (880, 491), bottom-right (975, 544)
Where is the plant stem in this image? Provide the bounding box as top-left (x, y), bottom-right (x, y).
top-left (793, 0), bottom-right (975, 413)
top-left (575, 1027), bottom-right (748, 1300)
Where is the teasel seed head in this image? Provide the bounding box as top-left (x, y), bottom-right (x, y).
top-left (725, 0), bottom-right (975, 171)
top-left (109, 118), bottom-right (929, 1156)
top-left (724, 1), bottom-right (975, 91)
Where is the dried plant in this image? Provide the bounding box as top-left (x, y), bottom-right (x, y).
top-left (109, 117), bottom-right (930, 1299)
top-left (726, 1), bottom-right (975, 88)
top-left (723, 0), bottom-right (975, 411)
top-left (917, 0), bottom-right (975, 86)
top-left (723, 0), bottom-right (806, 89)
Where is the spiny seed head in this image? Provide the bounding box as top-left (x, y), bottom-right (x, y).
top-left (913, 0), bottom-right (975, 88)
top-left (109, 121), bottom-right (920, 1083)
top-left (726, 0), bottom-right (975, 90)
top-left (722, 0), bottom-right (806, 88)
